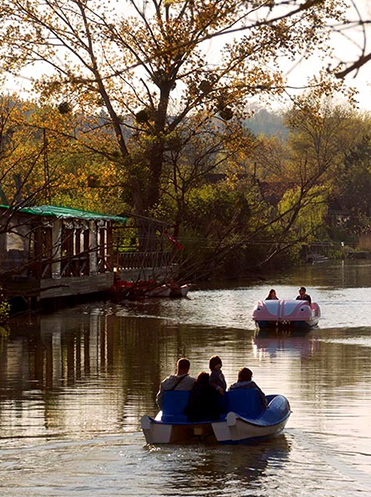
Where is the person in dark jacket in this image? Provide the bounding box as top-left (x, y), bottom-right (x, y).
top-left (185, 371), bottom-right (222, 422)
top-left (229, 367), bottom-right (267, 406)
top-left (209, 355), bottom-right (227, 395)
top-left (296, 286), bottom-right (312, 305)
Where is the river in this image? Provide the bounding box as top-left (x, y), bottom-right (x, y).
top-left (1, 261), bottom-right (371, 496)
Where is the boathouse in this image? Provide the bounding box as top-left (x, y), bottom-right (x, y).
top-left (0, 205), bottom-right (177, 305)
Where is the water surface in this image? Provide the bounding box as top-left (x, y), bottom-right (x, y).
top-left (1, 261), bottom-right (371, 496)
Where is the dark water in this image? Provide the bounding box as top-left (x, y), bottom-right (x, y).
top-left (1, 261), bottom-right (371, 496)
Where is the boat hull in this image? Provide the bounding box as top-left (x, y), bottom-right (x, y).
top-left (170, 284), bottom-right (190, 298)
top-left (147, 285), bottom-right (171, 297)
top-left (141, 416), bottom-right (218, 444)
top-left (141, 393), bottom-right (291, 445)
top-left (141, 412), bottom-right (289, 445)
top-left (255, 318), bottom-right (319, 330)
top-left (213, 412), bottom-right (289, 444)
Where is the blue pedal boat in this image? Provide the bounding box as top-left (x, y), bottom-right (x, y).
top-left (141, 389), bottom-right (291, 444)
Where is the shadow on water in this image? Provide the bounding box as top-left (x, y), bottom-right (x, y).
top-left (148, 434), bottom-right (291, 496)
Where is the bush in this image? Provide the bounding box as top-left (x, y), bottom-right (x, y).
top-left (0, 297), bottom-right (10, 324)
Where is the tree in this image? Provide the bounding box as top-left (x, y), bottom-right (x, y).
top-left (332, 1), bottom-right (371, 79)
top-left (0, 95), bottom-right (62, 226)
top-left (334, 130), bottom-right (371, 226)
top-left (0, 0), bottom-right (346, 223)
top-left (237, 94), bottom-right (361, 265)
top-left (284, 96), bottom-right (357, 183)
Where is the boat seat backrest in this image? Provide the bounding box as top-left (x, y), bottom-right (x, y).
top-left (160, 389), bottom-right (265, 423)
top-left (226, 389), bottom-right (265, 418)
top-left (161, 390), bottom-right (190, 423)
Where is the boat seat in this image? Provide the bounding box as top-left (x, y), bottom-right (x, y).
top-left (161, 390), bottom-right (190, 423)
top-left (226, 389), bottom-right (266, 418)
top-left (160, 389), bottom-right (266, 423)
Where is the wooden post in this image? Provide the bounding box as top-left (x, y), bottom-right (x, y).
top-left (107, 222), bottom-right (113, 271)
top-left (75, 228), bottom-right (82, 275)
top-left (0, 232), bottom-right (5, 274)
top-left (34, 226), bottom-right (43, 279)
top-left (44, 227), bottom-right (53, 278)
top-left (83, 229), bottom-right (89, 275)
top-left (89, 221), bottom-right (98, 275)
top-left (51, 220), bottom-right (62, 279)
top-left (99, 227), bottom-right (105, 273)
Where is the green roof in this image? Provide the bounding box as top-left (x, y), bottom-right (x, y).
top-left (0, 204), bottom-right (127, 223)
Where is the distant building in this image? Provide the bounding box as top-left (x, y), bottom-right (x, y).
top-left (326, 198), bottom-right (350, 227)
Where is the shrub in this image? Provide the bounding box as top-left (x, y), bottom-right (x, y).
top-left (0, 295), bottom-right (10, 324)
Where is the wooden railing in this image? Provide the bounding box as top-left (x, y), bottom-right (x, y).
top-left (115, 250), bottom-right (177, 270)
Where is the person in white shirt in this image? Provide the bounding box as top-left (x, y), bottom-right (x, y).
top-left (156, 358), bottom-right (195, 410)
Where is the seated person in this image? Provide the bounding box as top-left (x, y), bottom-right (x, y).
top-left (209, 355), bottom-right (227, 395)
top-left (296, 286), bottom-right (312, 305)
top-left (265, 288), bottom-right (279, 300)
top-left (184, 371), bottom-right (223, 422)
top-left (229, 367), bottom-right (267, 406)
top-left (156, 358), bottom-right (195, 410)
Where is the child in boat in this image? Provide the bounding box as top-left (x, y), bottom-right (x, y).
top-left (184, 371), bottom-right (222, 422)
top-left (209, 355), bottom-right (227, 395)
top-left (265, 289), bottom-right (279, 300)
top-left (229, 367), bottom-right (267, 406)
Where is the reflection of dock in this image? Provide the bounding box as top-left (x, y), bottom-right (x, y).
top-left (253, 329), bottom-right (318, 359)
top-left (0, 310), bottom-right (169, 438)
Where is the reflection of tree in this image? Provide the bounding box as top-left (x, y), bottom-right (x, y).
top-left (0, 310), bottom-right (253, 438)
top-left (299, 332), bottom-right (371, 396)
top-left (1, 307), bottom-right (370, 442)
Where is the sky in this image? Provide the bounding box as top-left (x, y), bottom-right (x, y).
top-left (201, 0), bottom-right (371, 112)
top-left (3, 0), bottom-right (371, 112)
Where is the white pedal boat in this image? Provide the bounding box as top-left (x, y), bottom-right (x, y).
top-left (170, 284), bottom-right (190, 298)
top-left (252, 299), bottom-right (320, 330)
top-left (141, 389), bottom-right (291, 445)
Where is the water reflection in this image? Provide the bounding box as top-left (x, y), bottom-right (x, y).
top-left (156, 436), bottom-right (291, 496)
top-left (0, 311), bottom-right (252, 443)
top-left (253, 329), bottom-right (319, 360)
top-left (1, 308), bottom-right (371, 444)
top-left (1, 262), bottom-right (371, 495)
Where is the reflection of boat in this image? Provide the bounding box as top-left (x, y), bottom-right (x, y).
top-left (253, 329), bottom-right (317, 359)
top-left (141, 389), bottom-right (291, 444)
top-left (252, 299), bottom-right (320, 330)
